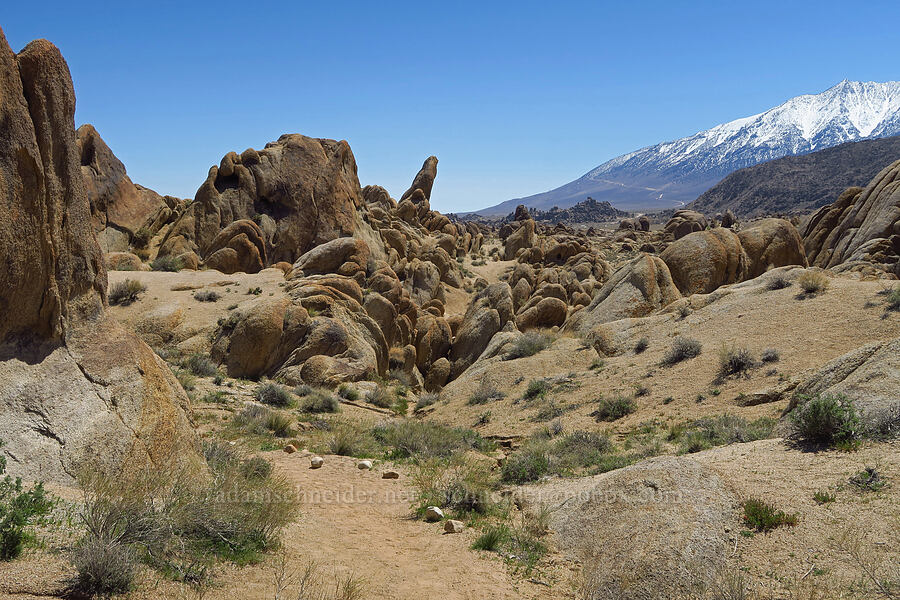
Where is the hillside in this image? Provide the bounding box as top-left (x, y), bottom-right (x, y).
top-left (475, 80), bottom-right (900, 215)
top-left (688, 135), bottom-right (900, 217)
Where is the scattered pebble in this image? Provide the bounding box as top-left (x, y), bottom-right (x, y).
top-left (283, 444), bottom-right (297, 454)
top-left (443, 519), bottom-right (464, 533)
top-left (382, 470), bottom-right (400, 479)
top-left (357, 460), bottom-right (373, 470)
top-left (424, 506), bottom-right (444, 522)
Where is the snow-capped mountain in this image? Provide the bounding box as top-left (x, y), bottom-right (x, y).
top-left (475, 80), bottom-right (900, 215)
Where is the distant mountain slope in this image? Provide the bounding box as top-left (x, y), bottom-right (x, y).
top-left (475, 80), bottom-right (900, 216)
top-left (688, 135), bottom-right (900, 217)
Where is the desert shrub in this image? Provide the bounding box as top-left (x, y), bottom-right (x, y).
top-left (410, 454), bottom-right (496, 516)
top-left (233, 405), bottom-right (294, 438)
top-left (717, 345), bottom-right (756, 379)
top-left (552, 431), bottom-right (613, 472)
top-left (199, 390), bottom-right (228, 404)
top-left (866, 403), bottom-right (900, 440)
top-left (300, 389), bottom-right (339, 413)
top-left (202, 440), bottom-right (240, 473)
top-left (523, 379), bottom-right (551, 401)
top-left (131, 227), bottom-right (152, 249)
top-left (468, 380), bottom-right (506, 405)
top-left (239, 456), bottom-right (273, 481)
top-left (887, 286), bottom-right (900, 311)
top-left (797, 270), bottom-right (829, 295)
top-left (74, 452), bottom-right (297, 586)
top-left (760, 348), bottom-right (780, 363)
top-left (150, 255), bottom-right (183, 272)
top-left (673, 415), bottom-right (776, 454)
top-left (766, 273), bottom-right (792, 290)
top-left (742, 498), bottom-right (798, 532)
top-left (533, 399), bottom-right (565, 422)
top-left (373, 421), bottom-right (492, 459)
top-left (247, 286), bottom-right (262, 295)
top-left (320, 420), bottom-right (376, 457)
top-left (849, 467), bottom-right (886, 492)
top-left (108, 278), bottom-right (147, 306)
top-left (255, 382), bottom-right (293, 408)
top-left (505, 331), bottom-right (554, 360)
top-left (661, 336), bottom-right (702, 365)
top-left (633, 337), bottom-right (649, 354)
top-left (366, 385), bottom-right (395, 409)
top-left (0, 441), bottom-right (55, 561)
top-left (337, 384), bottom-right (359, 402)
top-left (472, 524), bottom-right (509, 551)
top-left (175, 369), bottom-right (196, 391)
top-left (501, 445), bottom-right (551, 484)
top-left (813, 490), bottom-right (835, 504)
top-left (193, 289), bottom-right (221, 302)
top-left (185, 353), bottom-right (218, 377)
top-left (592, 395), bottom-right (636, 422)
top-left (790, 393), bottom-right (861, 447)
top-left (414, 393), bottom-right (440, 411)
top-left (294, 384), bottom-right (313, 397)
top-left (71, 537), bottom-right (138, 595)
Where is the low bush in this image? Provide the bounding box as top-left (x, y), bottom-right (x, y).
top-left (797, 271), bottom-right (829, 295)
top-left (741, 498), bottom-right (798, 532)
top-left (150, 255), bottom-right (183, 272)
top-left (468, 381), bottom-right (506, 405)
top-left (849, 467), bottom-right (886, 492)
top-left (790, 393), bottom-right (861, 447)
top-left (813, 490), bottom-right (835, 504)
top-left (472, 524), bottom-right (509, 551)
top-left (185, 353), bottom-right (218, 377)
top-left (717, 345), bottom-right (756, 379)
top-left (373, 421), bottom-right (492, 459)
top-left (366, 386), bottom-right (396, 409)
top-left (592, 395), bottom-right (636, 422)
top-left (0, 441), bottom-right (55, 561)
top-left (71, 537), bottom-right (138, 595)
top-left (766, 273), bottom-right (792, 290)
top-left (885, 286), bottom-right (900, 311)
top-left (523, 379), bottom-right (551, 401)
top-left (337, 384), bottom-right (360, 402)
top-left (255, 383), bottom-right (293, 408)
top-left (175, 369), bottom-right (196, 391)
top-left (131, 227), bottom-right (152, 249)
top-left (501, 445), bottom-right (550, 484)
top-left (760, 348), bottom-right (781, 363)
top-left (661, 336), bottom-right (702, 366)
top-left (414, 393), bottom-right (440, 412)
top-left (300, 389), bottom-right (339, 413)
top-left (193, 289), bottom-right (221, 302)
top-left (505, 331), bottom-right (554, 360)
top-left (633, 337), bottom-right (649, 354)
top-left (320, 420), bottom-right (376, 457)
top-left (108, 279), bottom-right (147, 306)
top-left (671, 414), bottom-right (776, 454)
top-left (233, 405), bottom-right (294, 438)
top-left (409, 453), bottom-right (496, 516)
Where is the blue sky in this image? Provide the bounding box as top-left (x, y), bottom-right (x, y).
top-left (2, 1), bottom-right (898, 213)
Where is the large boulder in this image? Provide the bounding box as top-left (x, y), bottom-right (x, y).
top-left (0, 30), bottom-right (198, 484)
top-left (664, 209), bottom-right (708, 240)
top-left (159, 134), bottom-right (364, 266)
top-left (526, 456), bottom-right (734, 600)
top-left (802, 161), bottom-right (900, 275)
top-left (449, 283), bottom-right (514, 378)
top-left (203, 219), bottom-right (267, 274)
top-left (515, 297), bottom-right (567, 330)
top-left (737, 218), bottom-right (808, 278)
top-left (568, 254), bottom-right (681, 333)
top-left (660, 228), bottom-right (748, 296)
top-left (504, 219), bottom-right (536, 260)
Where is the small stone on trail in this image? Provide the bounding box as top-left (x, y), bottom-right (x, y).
top-left (382, 470), bottom-right (400, 479)
top-left (444, 519), bottom-right (464, 533)
top-left (310, 456), bottom-right (324, 469)
top-left (284, 444), bottom-right (297, 454)
top-left (425, 506), bottom-right (444, 522)
top-left (358, 460), bottom-right (373, 470)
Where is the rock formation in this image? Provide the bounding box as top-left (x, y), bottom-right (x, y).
top-left (0, 29), bottom-right (198, 483)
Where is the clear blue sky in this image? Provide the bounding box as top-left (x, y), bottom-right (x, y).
top-left (2, 1), bottom-right (898, 213)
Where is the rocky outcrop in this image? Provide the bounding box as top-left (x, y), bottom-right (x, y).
top-left (661, 228), bottom-right (748, 296)
top-left (664, 209), bottom-right (708, 240)
top-left (503, 219), bottom-right (536, 260)
top-left (400, 156), bottom-right (438, 202)
top-left (568, 254), bottom-right (681, 332)
top-left (203, 219), bottom-right (267, 274)
top-left (159, 134), bottom-right (364, 271)
top-left (802, 160), bottom-right (900, 276)
top-left (449, 283), bottom-right (515, 377)
top-left (0, 30), bottom-right (198, 484)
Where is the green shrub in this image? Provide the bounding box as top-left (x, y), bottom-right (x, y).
top-left (592, 395), bottom-right (636, 422)
top-left (760, 348), bottom-right (781, 363)
top-left (150, 255), bottom-right (183, 272)
top-left (255, 383), bottom-right (293, 408)
top-left (71, 537), bottom-right (137, 595)
top-left (661, 336), bottom-right (702, 365)
top-left (247, 287), bottom-right (262, 295)
top-left (175, 369), bottom-right (196, 391)
top-left (552, 431), bottom-right (613, 472)
top-left (337, 384), bottom-right (360, 402)
top-left (501, 446), bottom-right (550, 484)
top-left (468, 381), bottom-right (506, 405)
top-left (366, 386), bottom-right (395, 409)
top-left (717, 345), bottom-right (756, 379)
top-left (849, 467), bottom-right (885, 492)
top-left (300, 389), bottom-right (339, 413)
top-left (233, 405), bottom-right (294, 438)
top-left (505, 331), bottom-right (554, 360)
top-left (294, 384), bottom-right (313, 397)
top-left (533, 399), bottom-right (565, 422)
top-left (193, 289), bottom-right (221, 302)
top-left (813, 490), bottom-right (835, 504)
top-left (185, 353), bottom-right (218, 377)
top-left (673, 415), bottom-right (776, 454)
top-left (766, 273), bottom-right (792, 290)
top-left (373, 421), bottom-right (492, 459)
top-left (409, 454), bottom-right (495, 516)
top-left (790, 394), bottom-right (861, 447)
top-left (320, 421), bottom-right (376, 457)
top-left (108, 278), bottom-right (147, 306)
top-left (887, 287), bottom-right (900, 311)
top-left (239, 456), bottom-right (273, 481)
top-left (741, 498), bottom-right (798, 532)
top-left (0, 441), bottom-right (55, 561)
top-left (523, 379), bottom-right (551, 401)
top-left (472, 524), bottom-right (510, 551)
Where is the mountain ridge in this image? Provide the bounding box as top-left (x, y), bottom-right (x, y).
top-left (474, 80), bottom-right (900, 215)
